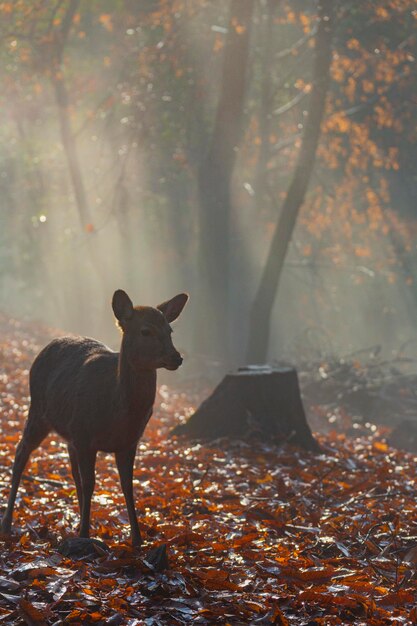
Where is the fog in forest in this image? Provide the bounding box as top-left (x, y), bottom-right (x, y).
top-left (0, 1), bottom-right (416, 376)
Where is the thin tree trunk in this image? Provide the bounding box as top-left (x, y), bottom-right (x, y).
top-left (246, 0), bottom-right (334, 363)
top-left (52, 77), bottom-right (92, 229)
top-left (49, 0), bottom-right (108, 334)
top-left (51, 0), bottom-right (94, 233)
top-left (254, 0), bottom-right (276, 198)
top-left (196, 0), bottom-right (254, 363)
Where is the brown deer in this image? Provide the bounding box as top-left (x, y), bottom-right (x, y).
top-left (1, 289), bottom-right (188, 546)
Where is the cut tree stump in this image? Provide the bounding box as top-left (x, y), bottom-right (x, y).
top-left (172, 365), bottom-right (319, 451)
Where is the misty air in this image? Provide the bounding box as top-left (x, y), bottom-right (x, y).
top-left (0, 2), bottom-right (416, 624)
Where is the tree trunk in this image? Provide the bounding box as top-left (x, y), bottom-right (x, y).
top-left (52, 77), bottom-right (92, 230)
top-left (254, 0), bottom-right (276, 199)
top-left (49, 0), bottom-right (108, 333)
top-left (50, 0), bottom-right (96, 235)
top-left (246, 0), bottom-right (334, 363)
top-left (171, 365), bottom-right (319, 451)
top-left (196, 0), bottom-right (254, 364)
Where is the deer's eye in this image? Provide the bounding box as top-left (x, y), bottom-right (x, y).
top-left (140, 328), bottom-right (153, 337)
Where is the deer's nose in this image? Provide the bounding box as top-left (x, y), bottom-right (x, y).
top-left (165, 351), bottom-right (183, 369)
top-left (172, 352), bottom-right (183, 366)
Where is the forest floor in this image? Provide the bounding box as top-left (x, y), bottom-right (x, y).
top-left (0, 314), bottom-right (416, 625)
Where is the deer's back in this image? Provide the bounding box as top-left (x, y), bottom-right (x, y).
top-left (29, 336), bottom-right (119, 442)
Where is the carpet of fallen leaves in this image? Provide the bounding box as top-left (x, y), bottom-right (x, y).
top-left (0, 314), bottom-right (417, 625)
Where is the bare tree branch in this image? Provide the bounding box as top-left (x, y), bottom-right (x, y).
top-left (276, 25), bottom-right (318, 60)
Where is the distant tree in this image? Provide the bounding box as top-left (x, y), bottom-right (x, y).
top-left (246, 0), bottom-right (335, 363)
top-left (196, 0), bottom-right (255, 363)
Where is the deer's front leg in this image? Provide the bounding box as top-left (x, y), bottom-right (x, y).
top-left (76, 447), bottom-right (97, 538)
top-left (115, 447), bottom-right (142, 546)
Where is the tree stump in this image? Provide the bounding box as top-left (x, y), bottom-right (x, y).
top-left (172, 366), bottom-right (319, 451)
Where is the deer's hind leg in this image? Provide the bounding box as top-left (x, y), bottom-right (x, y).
top-left (1, 408), bottom-right (50, 533)
top-left (75, 446), bottom-right (97, 539)
top-left (68, 444), bottom-right (83, 515)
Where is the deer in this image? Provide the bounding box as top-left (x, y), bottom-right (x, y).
top-left (0, 289), bottom-right (188, 546)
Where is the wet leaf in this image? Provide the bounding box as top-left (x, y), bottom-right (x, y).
top-left (19, 598), bottom-right (48, 626)
top-left (0, 314), bottom-right (416, 623)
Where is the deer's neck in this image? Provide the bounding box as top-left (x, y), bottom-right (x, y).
top-left (118, 343), bottom-right (157, 415)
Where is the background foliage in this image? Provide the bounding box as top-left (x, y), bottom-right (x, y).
top-left (0, 0), bottom-right (416, 367)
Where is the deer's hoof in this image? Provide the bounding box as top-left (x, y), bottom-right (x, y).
top-left (0, 517), bottom-right (12, 535)
top-left (58, 537), bottom-right (109, 559)
top-left (145, 544), bottom-right (169, 572)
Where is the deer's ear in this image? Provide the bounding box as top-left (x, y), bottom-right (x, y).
top-left (112, 290), bottom-right (134, 325)
top-left (157, 293), bottom-right (188, 323)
